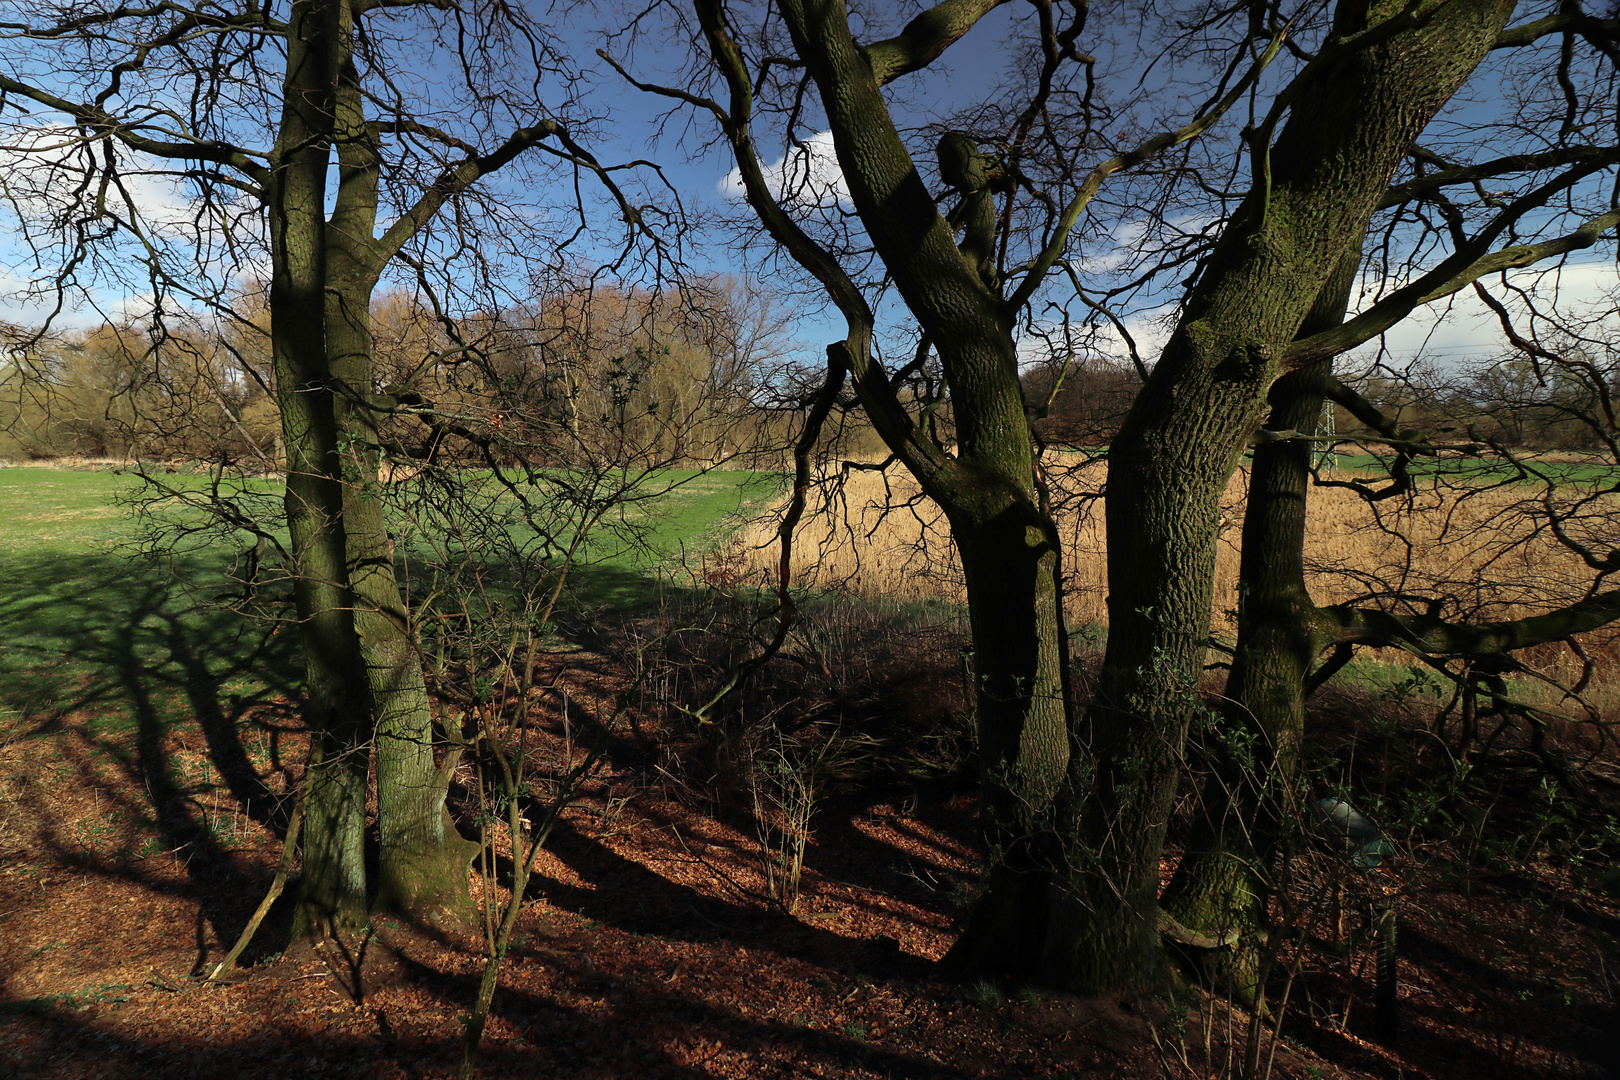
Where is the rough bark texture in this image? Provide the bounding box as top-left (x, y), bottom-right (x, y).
top-left (765, 8), bottom-right (1072, 802)
top-left (723, 0), bottom-right (1072, 973)
top-left (700, 0), bottom-right (1514, 992)
top-left (0, 0), bottom-right (557, 947)
top-left (275, 0), bottom-right (373, 943)
top-left (1043, 0), bottom-right (1515, 992)
top-left (1157, 246), bottom-right (1361, 995)
top-left (322, 60), bottom-right (480, 931)
top-left (940, 504), bottom-right (1073, 977)
top-left (330, 279), bottom-right (478, 930)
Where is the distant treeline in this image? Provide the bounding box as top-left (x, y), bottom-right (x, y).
top-left (0, 279), bottom-right (877, 469)
top-left (1021, 351), bottom-right (1620, 453)
top-left (11, 295), bottom-right (1613, 467)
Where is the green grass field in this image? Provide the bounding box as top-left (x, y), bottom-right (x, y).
top-left (1056, 446), bottom-right (1620, 487)
top-left (1317, 451), bottom-right (1620, 486)
top-left (0, 464), bottom-right (780, 739)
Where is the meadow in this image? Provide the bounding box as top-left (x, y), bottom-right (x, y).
top-left (0, 462), bottom-right (781, 742)
top-left (733, 451), bottom-right (1620, 714)
top-left (6, 451), bottom-right (1613, 752)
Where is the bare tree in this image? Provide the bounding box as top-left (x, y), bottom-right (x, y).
top-left (1162, 13), bottom-right (1620, 992)
top-left (0, 0), bottom-right (659, 941)
top-left (628, 0), bottom-right (1620, 992)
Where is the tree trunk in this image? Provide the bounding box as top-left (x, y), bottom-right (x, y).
top-left (756, 0), bottom-right (1078, 976)
top-left (1040, 0), bottom-right (1513, 992)
top-left (702, 0), bottom-right (1510, 992)
top-left (1158, 245), bottom-right (1362, 996)
top-left (327, 264), bottom-right (480, 931)
top-left (273, 0), bottom-right (372, 943)
top-left (940, 501), bottom-right (1073, 976)
top-left (278, 44), bottom-right (476, 939)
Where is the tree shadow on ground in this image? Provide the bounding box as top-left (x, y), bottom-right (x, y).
top-left (519, 813), bottom-right (942, 983)
top-left (0, 549), bottom-right (307, 968)
top-left (0, 954), bottom-right (1008, 1080)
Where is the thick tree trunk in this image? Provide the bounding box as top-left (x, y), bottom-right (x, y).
top-left (709, 0), bottom-right (1509, 993)
top-left (1155, 362), bottom-right (1331, 996)
top-left (278, 406), bottom-right (370, 944)
top-left (272, 0), bottom-right (542, 938)
top-left (1039, 0), bottom-right (1513, 992)
top-left (940, 503), bottom-right (1073, 976)
top-left (1158, 248), bottom-right (1362, 995)
top-left (273, 0), bottom-right (371, 944)
top-left (959, 508), bottom-right (1072, 838)
top-left (762, 0), bottom-right (1079, 977)
top-left (326, 266), bottom-right (479, 932)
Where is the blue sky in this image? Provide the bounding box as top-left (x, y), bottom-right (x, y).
top-left (587, 1), bottom-right (1620, 378)
top-left (0, 0), bottom-right (1614, 379)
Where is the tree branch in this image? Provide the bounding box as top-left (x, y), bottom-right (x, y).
top-left (1378, 146), bottom-right (1620, 209)
top-left (1492, 10), bottom-right (1620, 49)
top-left (0, 75), bottom-right (271, 186)
top-left (1005, 26), bottom-right (1289, 312)
top-left (373, 120), bottom-right (560, 263)
top-left (860, 0), bottom-right (1014, 86)
top-left (674, 0), bottom-right (960, 492)
top-left (1285, 172), bottom-right (1620, 369)
top-left (0, 2), bottom-right (283, 39)
top-left (1323, 589), bottom-right (1620, 656)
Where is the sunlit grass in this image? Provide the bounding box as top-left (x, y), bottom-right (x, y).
top-left (1322, 452), bottom-right (1620, 486)
top-left (0, 463), bottom-right (781, 733)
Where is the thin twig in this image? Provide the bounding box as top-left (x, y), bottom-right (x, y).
top-left (205, 792), bottom-right (304, 986)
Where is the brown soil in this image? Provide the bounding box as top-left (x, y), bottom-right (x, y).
top-left (1, 663), bottom-right (1617, 1080)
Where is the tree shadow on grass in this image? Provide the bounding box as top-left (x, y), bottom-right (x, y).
top-left (0, 548), bottom-right (301, 737)
top-left (0, 549), bottom-right (307, 969)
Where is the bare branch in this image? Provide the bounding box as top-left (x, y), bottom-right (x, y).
top-left (1286, 175), bottom-right (1620, 370)
top-left (1005, 25), bottom-right (1290, 312)
top-left (860, 0), bottom-right (1015, 86)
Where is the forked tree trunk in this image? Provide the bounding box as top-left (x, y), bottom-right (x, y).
top-left (270, 0), bottom-right (546, 937)
top-left (704, 0), bottom-right (1510, 994)
top-left (1037, 0), bottom-right (1511, 991)
top-left (751, 0), bottom-right (1080, 977)
top-left (1158, 242), bottom-right (1362, 994)
top-left (326, 264), bottom-right (479, 932)
top-left (273, 0), bottom-right (372, 942)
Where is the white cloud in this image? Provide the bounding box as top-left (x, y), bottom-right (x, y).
top-left (1016, 302), bottom-right (1176, 373)
top-left (720, 130), bottom-right (850, 210)
top-left (0, 124), bottom-right (265, 327)
top-left (0, 125), bottom-right (215, 234)
top-left (1346, 260), bottom-right (1620, 370)
top-left (1013, 258), bottom-right (1620, 379)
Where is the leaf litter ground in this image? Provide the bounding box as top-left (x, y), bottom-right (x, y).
top-left (1, 662), bottom-right (1618, 1079)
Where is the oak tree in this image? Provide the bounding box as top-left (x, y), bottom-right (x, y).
top-left (0, 0), bottom-right (650, 939)
top-left (647, 0), bottom-right (1620, 991)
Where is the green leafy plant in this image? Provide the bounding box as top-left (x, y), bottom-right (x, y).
top-left (964, 979), bottom-right (1003, 1008)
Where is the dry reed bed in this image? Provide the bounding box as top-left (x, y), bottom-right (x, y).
top-left (731, 455), bottom-right (1620, 706)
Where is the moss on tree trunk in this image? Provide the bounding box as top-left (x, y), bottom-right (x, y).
top-left (941, 505), bottom-right (1073, 978)
top-left (326, 234), bottom-right (478, 930)
top-left (1039, 0), bottom-right (1511, 992)
top-left (272, 0), bottom-right (373, 944)
top-left (1159, 246), bottom-right (1361, 996)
